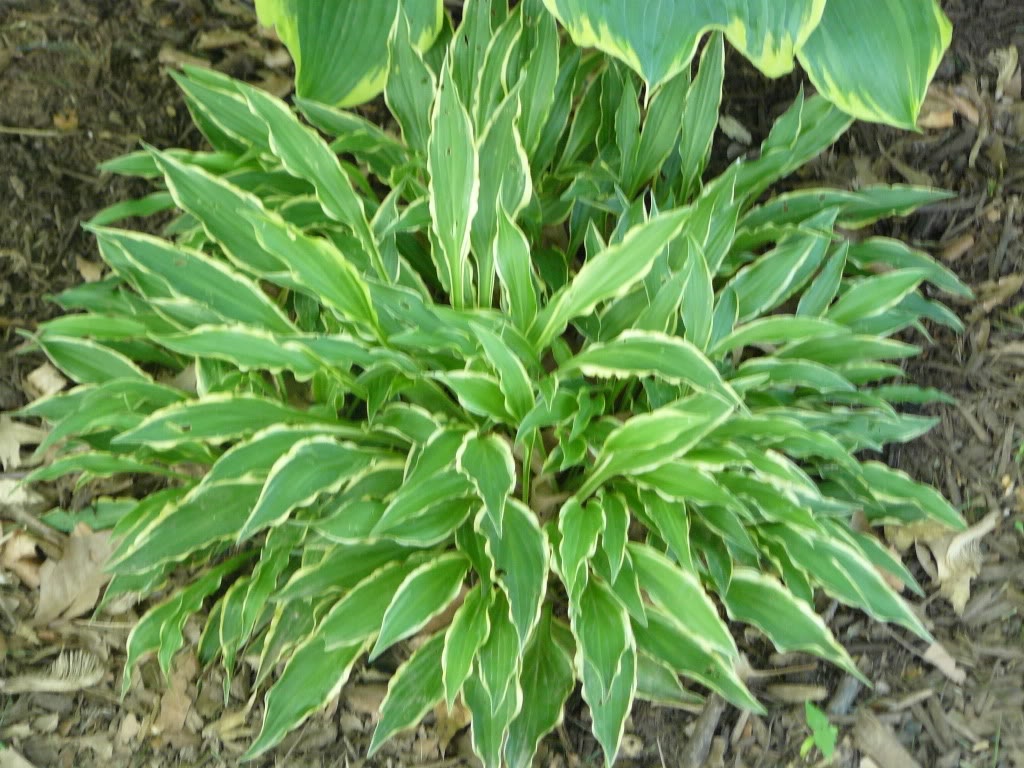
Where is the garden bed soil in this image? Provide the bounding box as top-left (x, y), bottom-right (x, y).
top-left (1, 1), bottom-right (1022, 767)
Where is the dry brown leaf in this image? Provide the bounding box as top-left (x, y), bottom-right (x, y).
top-left (345, 683), bottom-right (387, 720)
top-left (989, 45), bottom-right (1020, 100)
top-left (24, 362), bottom-right (67, 401)
top-left (74, 255), bottom-right (104, 283)
top-left (922, 641), bottom-right (967, 685)
top-left (1, 527), bottom-right (44, 588)
top-left (52, 109), bottom-right (78, 131)
top-left (153, 651), bottom-right (201, 745)
top-left (0, 415), bottom-right (48, 471)
top-left (918, 83), bottom-right (981, 128)
top-left (718, 114), bottom-right (752, 145)
top-left (34, 523), bottom-right (114, 625)
top-left (939, 233), bottom-right (974, 263)
top-left (889, 512), bottom-right (1000, 615)
top-left (433, 697), bottom-right (472, 752)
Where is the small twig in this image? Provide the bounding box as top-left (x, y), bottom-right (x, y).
top-left (0, 125), bottom-right (77, 138)
top-left (680, 694), bottom-right (727, 768)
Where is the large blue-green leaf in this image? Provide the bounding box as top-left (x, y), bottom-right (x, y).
top-left (255, 0), bottom-right (443, 107)
top-left (540, 0), bottom-right (950, 129)
top-left (541, 0), bottom-right (824, 90)
top-left (798, 0), bottom-right (951, 130)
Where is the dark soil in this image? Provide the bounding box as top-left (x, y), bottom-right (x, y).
top-left (0, 1), bottom-right (1022, 767)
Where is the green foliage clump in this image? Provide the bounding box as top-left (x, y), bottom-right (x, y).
top-left (20, 1), bottom-right (968, 765)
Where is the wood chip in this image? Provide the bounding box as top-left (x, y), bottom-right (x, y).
top-left (853, 710), bottom-right (921, 768)
top-left (922, 642), bottom-right (967, 685)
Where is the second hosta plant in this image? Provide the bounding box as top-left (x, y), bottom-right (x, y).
top-left (20, 1), bottom-right (969, 764)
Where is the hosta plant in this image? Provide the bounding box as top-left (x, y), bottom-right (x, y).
top-left (19, 1), bottom-right (969, 765)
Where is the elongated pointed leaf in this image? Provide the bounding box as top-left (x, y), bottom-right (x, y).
top-left (679, 32), bottom-right (724, 199)
top-left (464, 593), bottom-right (523, 768)
top-left (561, 330), bottom-right (736, 401)
top-left (535, 208), bottom-right (689, 348)
top-left (442, 586), bottom-right (493, 707)
top-left (724, 568), bottom-right (865, 680)
top-left (369, 630), bottom-right (447, 754)
top-left (457, 432), bottom-right (516, 532)
top-left (628, 543), bottom-right (737, 660)
top-left (429, 62), bottom-right (479, 308)
top-left (481, 499), bottom-right (548, 648)
top-left (245, 635), bottom-right (363, 760)
top-left (112, 395), bottom-right (337, 450)
top-left (371, 553), bottom-right (470, 660)
top-left (505, 610), bottom-right (575, 768)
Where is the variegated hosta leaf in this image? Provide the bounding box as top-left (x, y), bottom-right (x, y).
top-left (255, 0), bottom-right (443, 107)
top-left (541, 0), bottom-right (949, 129)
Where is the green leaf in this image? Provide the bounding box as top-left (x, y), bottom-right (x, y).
top-left (558, 498), bottom-right (604, 601)
top-left (847, 237), bottom-right (971, 298)
top-left (600, 493), bottom-right (629, 582)
top-left (245, 635), bottom-right (364, 759)
top-left (725, 210), bottom-right (837, 322)
top-left (242, 85), bottom-right (382, 276)
top-left (572, 579), bottom-right (634, 764)
top-left (155, 326), bottom-right (323, 381)
top-left (256, 0), bottom-right (443, 107)
top-left (681, 240), bottom-right (715, 349)
top-left (239, 437), bottom-right (381, 541)
top-left (457, 432), bottom-right (516, 532)
top-left (123, 553), bottom-right (251, 693)
top-left (540, 0), bottom-right (822, 91)
top-left (369, 630), bottom-right (447, 755)
top-left (861, 461), bottom-right (965, 531)
top-left (634, 608), bottom-right (762, 713)
top-left (442, 587), bottom-right (493, 707)
top-left (385, 10), bottom-right (437, 155)
top-left (437, 370), bottom-right (512, 422)
top-left (24, 452), bottom-right (179, 484)
top-left (827, 269), bottom-right (927, 324)
top-left (493, 208), bottom-right (540, 334)
top-left (584, 392), bottom-right (736, 494)
top-left (481, 499), bottom-right (549, 648)
top-left (319, 557), bottom-right (430, 650)
top-left (741, 185), bottom-right (952, 233)
top-left (370, 553), bottom-right (470, 660)
top-left (628, 543), bottom-right (737, 660)
top-left (35, 336), bottom-right (148, 385)
top-left (561, 330), bottom-right (736, 400)
top-left (723, 568), bottom-right (865, 681)
top-left (112, 394), bottom-right (336, 450)
top-left (804, 701), bottom-right (838, 759)
top-left (711, 316), bottom-right (846, 357)
top-left (472, 98), bottom-right (532, 307)
top-left (535, 208), bottom-right (689, 348)
top-left (517, 9), bottom-right (560, 157)
top-left (429, 61), bottom-right (479, 308)
top-left (679, 32), bottom-right (724, 199)
top-left (464, 593), bottom-right (523, 768)
top-left (799, 0), bottom-right (951, 129)
top-left (797, 242), bottom-right (848, 317)
top-left (472, 324), bottom-right (535, 422)
top-left (636, 652), bottom-right (704, 709)
top-left (506, 610), bottom-right (575, 768)
top-left (277, 541), bottom-right (415, 602)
